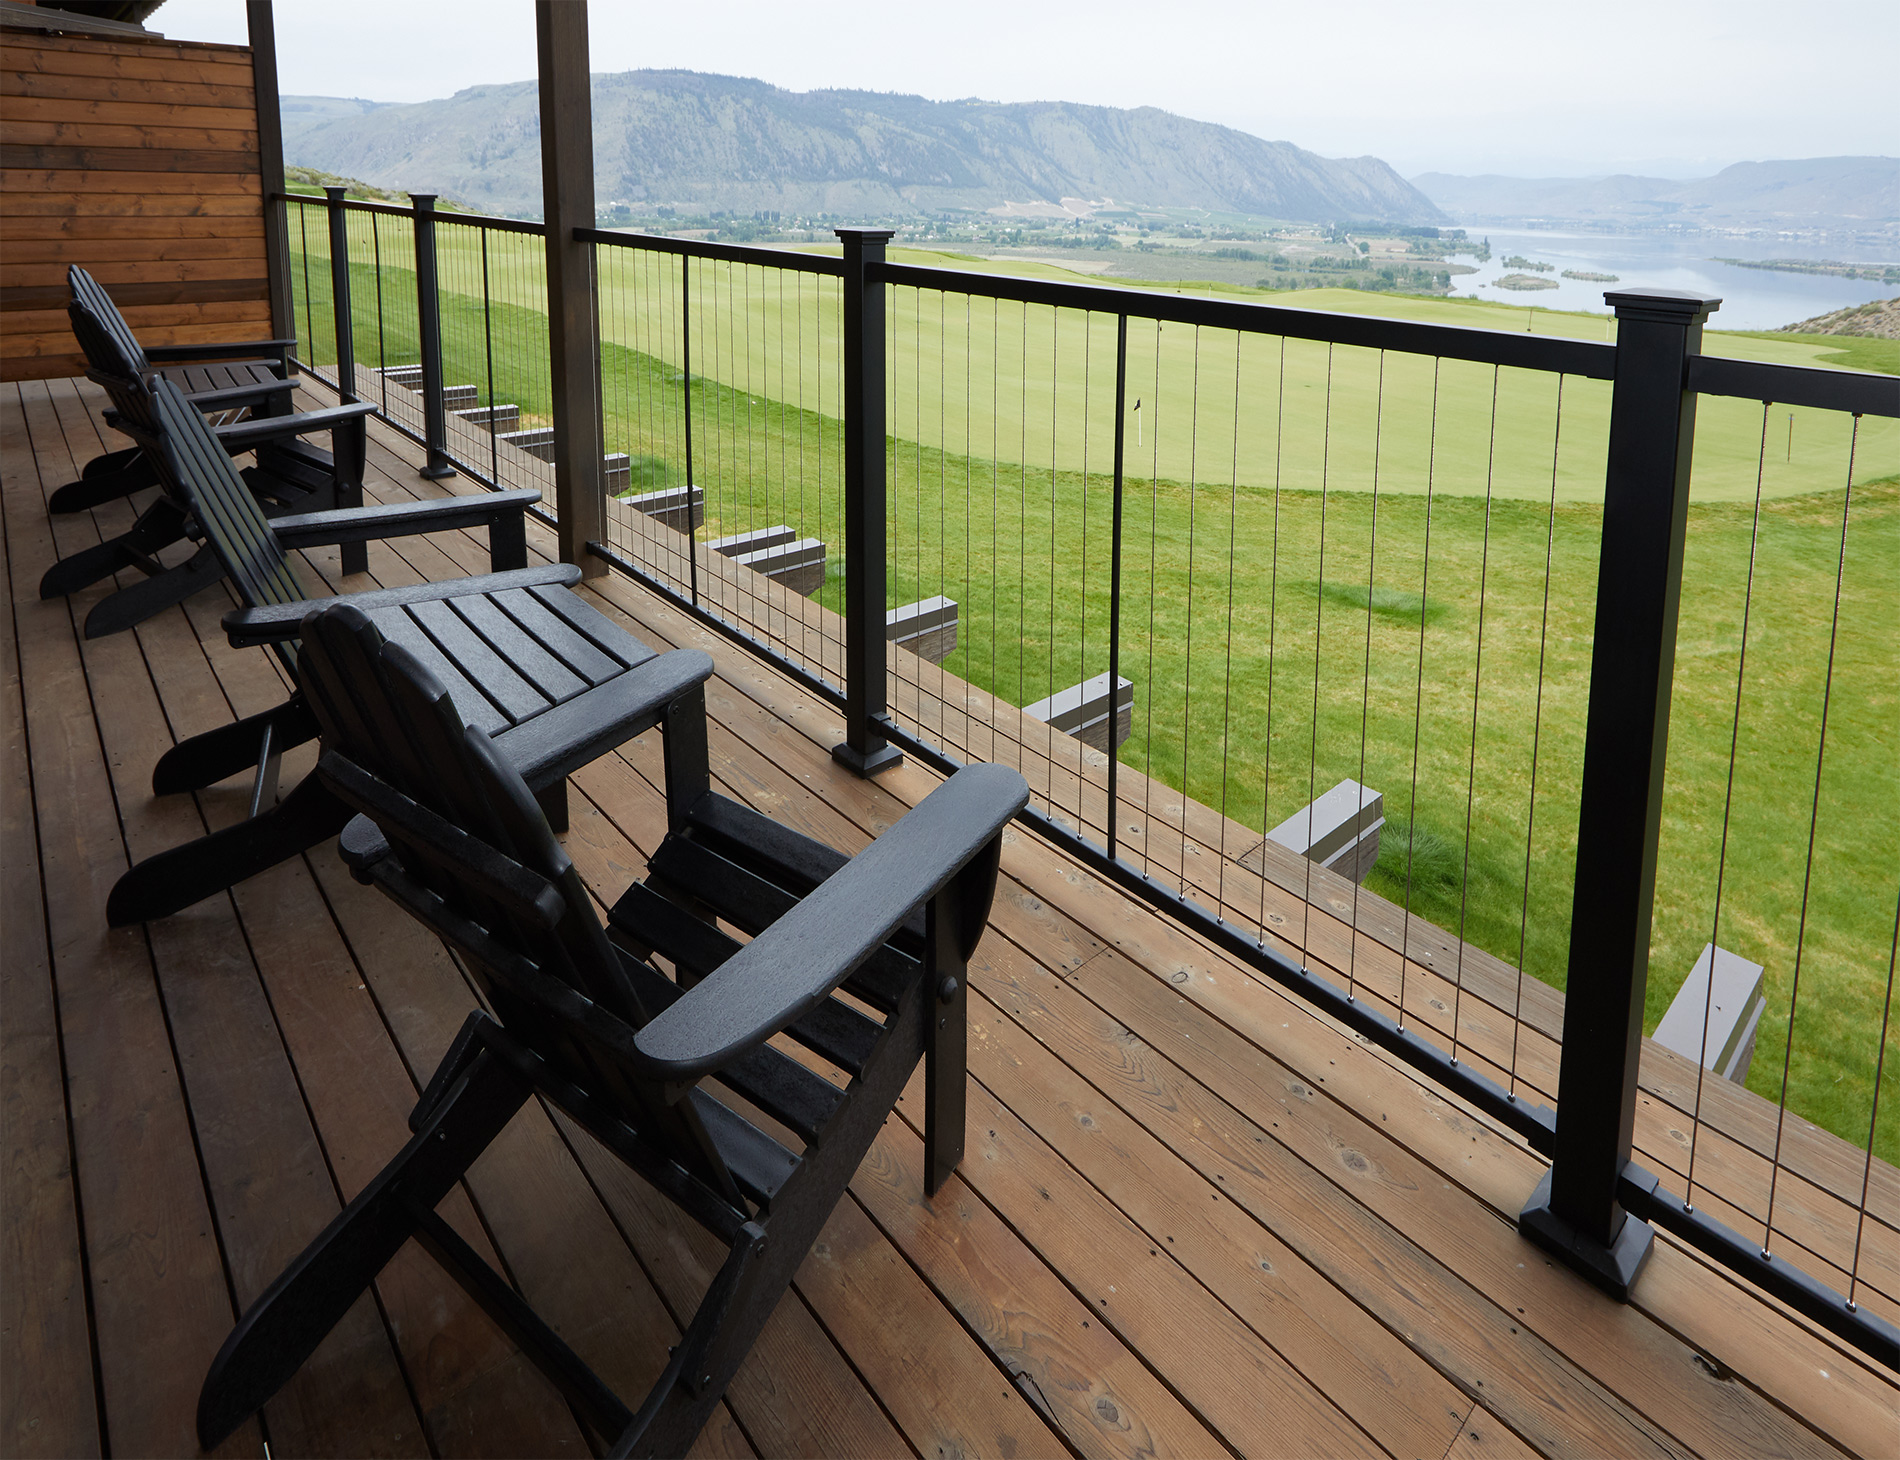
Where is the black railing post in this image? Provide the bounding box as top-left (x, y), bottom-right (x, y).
top-left (323, 187), bottom-right (356, 403)
top-left (409, 193), bottom-right (455, 480)
top-left (831, 228), bottom-right (902, 776)
top-left (1106, 314), bottom-right (1129, 859)
top-left (1520, 287), bottom-right (1720, 1299)
top-left (681, 254), bottom-right (698, 606)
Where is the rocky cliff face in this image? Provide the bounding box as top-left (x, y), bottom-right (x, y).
top-left (280, 70), bottom-right (1444, 225)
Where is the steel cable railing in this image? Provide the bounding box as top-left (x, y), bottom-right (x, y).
top-left (286, 196), bottom-right (1898, 1361)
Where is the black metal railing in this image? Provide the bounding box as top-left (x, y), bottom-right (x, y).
top-left (282, 190), bottom-right (556, 509)
top-left (284, 189), bottom-right (1899, 1364)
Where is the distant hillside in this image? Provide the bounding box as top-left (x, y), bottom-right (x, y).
top-left (279, 71), bottom-right (1444, 226)
top-left (1411, 157), bottom-right (1900, 232)
top-left (1782, 297), bottom-right (1900, 340)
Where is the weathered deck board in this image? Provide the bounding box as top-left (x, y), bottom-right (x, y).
top-left (0, 382), bottom-right (102, 1460)
top-left (5, 377), bottom-right (1895, 1460)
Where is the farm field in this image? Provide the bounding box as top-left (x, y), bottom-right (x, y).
top-left (288, 227), bottom-right (1899, 1159)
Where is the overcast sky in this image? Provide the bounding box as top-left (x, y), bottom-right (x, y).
top-left (161, 0), bottom-right (1897, 179)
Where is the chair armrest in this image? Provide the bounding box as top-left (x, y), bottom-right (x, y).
top-left (221, 562), bottom-right (581, 646)
top-left (211, 401), bottom-right (375, 450)
top-left (267, 487), bottom-right (540, 549)
top-left (633, 763), bottom-right (1029, 1080)
top-left (337, 648), bottom-right (715, 867)
top-left (186, 378), bottom-right (298, 414)
top-left (146, 339), bottom-right (295, 368)
top-left (489, 651), bottom-right (711, 787)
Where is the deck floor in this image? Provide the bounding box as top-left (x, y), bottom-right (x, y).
top-left (4, 376), bottom-right (1894, 1459)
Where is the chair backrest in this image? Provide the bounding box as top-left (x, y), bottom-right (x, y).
top-left (299, 604), bottom-right (744, 1202)
top-left (144, 374), bottom-right (312, 614)
top-left (67, 265), bottom-right (151, 376)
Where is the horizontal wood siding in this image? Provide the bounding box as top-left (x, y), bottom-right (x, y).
top-left (0, 27), bottom-right (269, 380)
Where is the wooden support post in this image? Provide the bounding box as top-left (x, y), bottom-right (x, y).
top-left (536, 0), bottom-right (605, 577)
top-left (246, 1), bottom-right (294, 391)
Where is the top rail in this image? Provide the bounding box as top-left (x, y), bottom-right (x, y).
top-left (288, 195), bottom-right (1898, 407)
top-left (1688, 354), bottom-right (1900, 417)
top-left (877, 259), bottom-right (1620, 378)
top-left (276, 192), bottom-right (550, 236)
top-left (577, 227), bottom-right (845, 276)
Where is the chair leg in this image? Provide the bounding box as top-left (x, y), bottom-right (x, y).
top-left (413, 1204), bottom-right (634, 1442)
top-left (106, 774), bottom-right (352, 926)
top-left (46, 451), bottom-right (157, 513)
top-left (923, 842), bottom-right (996, 1195)
top-left (662, 686), bottom-right (711, 833)
top-left (82, 545), bottom-right (226, 640)
top-left (197, 1049), bottom-right (532, 1451)
top-left (37, 497), bottom-right (189, 599)
top-left (534, 778), bottom-right (569, 833)
top-left (622, 984), bottom-right (936, 1458)
top-left (82, 444), bottom-right (144, 480)
top-left (925, 959), bottom-right (968, 1198)
top-left (249, 720), bottom-right (285, 818)
top-left (609, 1224), bottom-right (770, 1460)
top-left (153, 696), bottom-right (319, 795)
top-left (489, 510), bottom-right (527, 572)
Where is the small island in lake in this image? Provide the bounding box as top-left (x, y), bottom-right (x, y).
top-left (1493, 272), bottom-right (1559, 291)
top-left (1562, 269), bottom-right (1619, 282)
top-left (1501, 255), bottom-right (1554, 271)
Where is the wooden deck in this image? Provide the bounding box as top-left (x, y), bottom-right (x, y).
top-left (4, 375), bottom-right (1895, 1459)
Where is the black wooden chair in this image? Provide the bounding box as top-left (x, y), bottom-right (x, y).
top-left (40, 278), bottom-right (368, 624)
top-left (104, 372), bottom-right (674, 925)
top-left (51, 265), bottom-right (300, 513)
top-left (195, 602), bottom-right (1028, 1458)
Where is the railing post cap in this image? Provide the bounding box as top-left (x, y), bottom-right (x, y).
top-left (323, 185), bottom-right (348, 201)
top-left (409, 193), bottom-right (438, 211)
top-left (1604, 287), bottom-right (1721, 324)
top-left (834, 227), bottom-right (896, 243)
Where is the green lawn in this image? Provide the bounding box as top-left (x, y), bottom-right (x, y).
top-left (287, 226), bottom-right (1899, 1160)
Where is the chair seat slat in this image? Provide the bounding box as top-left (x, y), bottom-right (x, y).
top-left (491, 588), bottom-right (633, 685)
top-left (444, 594), bottom-right (590, 706)
top-left (684, 793), bottom-right (928, 954)
top-left (609, 880), bottom-right (744, 980)
top-left (523, 585), bottom-right (654, 678)
top-left (610, 886), bottom-right (880, 1078)
top-left (688, 1089), bottom-right (798, 1209)
top-left (617, 954), bottom-right (844, 1143)
top-left (644, 830), bottom-right (916, 1016)
top-left (406, 598), bottom-right (555, 726)
top-left (364, 606), bottom-right (513, 737)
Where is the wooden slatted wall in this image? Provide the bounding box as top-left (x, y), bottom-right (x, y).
top-left (0, 23), bottom-right (269, 381)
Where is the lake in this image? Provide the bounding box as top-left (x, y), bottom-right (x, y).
top-left (1447, 226), bottom-right (1898, 331)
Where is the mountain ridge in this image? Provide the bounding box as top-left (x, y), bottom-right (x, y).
top-left (1411, 157), bottom-right (1900, 233)
top-left (278, 70), bottom-right (1444, 225)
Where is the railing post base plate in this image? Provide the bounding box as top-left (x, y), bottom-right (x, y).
top-left (420, 459), bottom-right (458, 481)
top-left (830, 740), bottom-right (903, 778)
top-left (1519, 1169), bottom-right (1654, 1301)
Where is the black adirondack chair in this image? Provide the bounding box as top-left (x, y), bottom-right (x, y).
top-left (51, 265), bottom-right (299, 513)
top-left (40, 278), bottom-right (368, 623)
top-left (103, 372), bottom-right (679, 925)
top-left (195, 602), bottom-right (1028, 1457)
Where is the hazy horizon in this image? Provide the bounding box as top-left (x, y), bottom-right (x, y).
top-left (162, 0), bottom-right (1900, 180)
